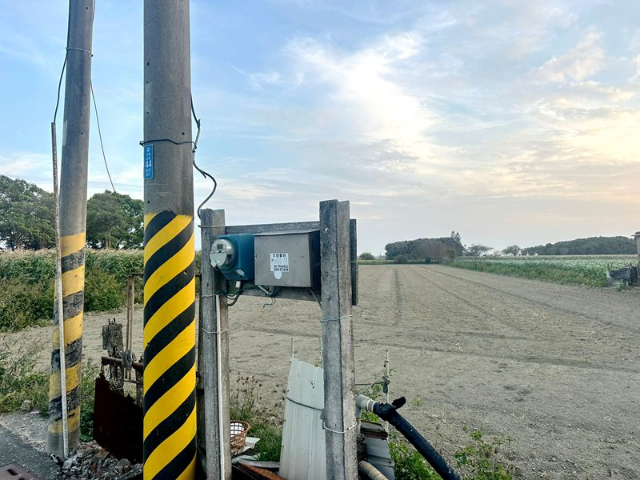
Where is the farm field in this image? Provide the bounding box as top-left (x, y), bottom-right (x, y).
top-left (2, 264), bottom-right (639, 478)
top-left (451, 255), bottom-right (637, 286)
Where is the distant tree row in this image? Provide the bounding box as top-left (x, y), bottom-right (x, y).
top-left (0, 175), bottom-right (143, 250)
top-left (385, 231), bottom-right (464, 263)
top-left (521, 236), bottom-right (636, 256)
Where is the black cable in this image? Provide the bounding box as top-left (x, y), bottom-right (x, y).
top-left (190, 95), bottom-right (217, 219)
top-left (91, 82), bottom-right (116, 192)
top-left (53, 58), bottom-right (67, 124)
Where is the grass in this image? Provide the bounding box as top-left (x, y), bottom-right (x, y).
top-left (229, 375), bottom-right (284, 461)
top-left (389, 430), bottom-right (515, 480)
top-left (450, 255), bottom-right (636, 287)
top-left (0, 344), bottom-right (99, 442)
top-left (0, 344), bottom-right (49, 414)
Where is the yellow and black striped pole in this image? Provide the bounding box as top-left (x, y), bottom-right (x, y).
top-left (48, 0), bottom-right (94, 457)
top-left (142, 1), bottom-right (197, 478)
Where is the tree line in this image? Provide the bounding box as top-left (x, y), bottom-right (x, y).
top-left (0, 175), bottom-right (143, 250)
top-left (372, 233), bottom-right (636, 263)
top-left (384, 232), bottom-right (464, 263)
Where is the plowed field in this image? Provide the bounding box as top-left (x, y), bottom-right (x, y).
top-left (3, 264), bottom-right (639, 478)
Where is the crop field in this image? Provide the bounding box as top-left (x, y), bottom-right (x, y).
top-left (451, 255), bottom-right (637, 286)
top-left (2, 264), bottom-right (639, 478)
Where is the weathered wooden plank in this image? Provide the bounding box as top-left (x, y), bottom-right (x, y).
top-left (198, 209), bottom-right (232, 480)
top-left (225, 221), bottom-right (319, 235)
top-left (350, 218), bottom-right (358, 306)
top-left (239, 285), bottom-right (319, 303)
top-left (319, 199), bottom-right (357, 479)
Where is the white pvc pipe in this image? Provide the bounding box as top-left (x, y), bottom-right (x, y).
top-left (51, 122), bottom-right (69, 459)
top-left (215, 294), bottom-right (225, 476)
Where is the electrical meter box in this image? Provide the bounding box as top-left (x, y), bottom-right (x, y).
top-left (254, 230), bottom-right (320, 288)
top-left (210, 234), bottom-right (255, 281)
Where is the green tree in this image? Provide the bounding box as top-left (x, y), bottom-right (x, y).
top-left (0, 175), bottom-right (55, 250)
top-left (465, 244), bottom-right (492, 256)
top-left (502, 245), bottom-right (521, 256)
top-left (359, 252), bottom-right (375, 260)
top-left (86, 191), bottom-right (143, 249)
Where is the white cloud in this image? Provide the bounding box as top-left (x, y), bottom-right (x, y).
top-left (535, 28), bottom-right (605, 83)
top-left (287, 32), bottom-right (442, 173)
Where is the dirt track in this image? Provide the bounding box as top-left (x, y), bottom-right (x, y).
top-left (3, 264), bottom-right (640, 479)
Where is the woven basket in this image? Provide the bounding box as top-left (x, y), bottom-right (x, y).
top-left (230, 420), bottom-right (251, 456)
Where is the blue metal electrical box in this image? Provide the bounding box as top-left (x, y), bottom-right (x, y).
top-left (210, 234), bottom-right (255, 281)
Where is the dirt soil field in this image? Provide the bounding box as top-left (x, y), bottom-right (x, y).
top-left (2, 264), bottom-right (639, 479)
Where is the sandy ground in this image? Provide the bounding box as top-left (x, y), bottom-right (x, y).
top-left (2, 264), bottom-right (639, 479)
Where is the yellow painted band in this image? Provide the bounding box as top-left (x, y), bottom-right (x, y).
top-left (143, 233), bottom-right (194, 301)
top-left (176, 455), bottom-right (196, 480)
top-left (53, 312), bottom-right (84, 347)
top-left (48, 406), bottom-right (81, 434)
top-left (62, 265), bottom-right (85, 297)
top-left (143, 321), bottom-right (195, 394)
top-left (143, 278), bottom-right (195, 350)
top-left (144, 215), bottom-right (192, 263)
top-left (49, 362), bottom-right (82, 399)
top-left (144, 408), bottom-right (196, 480)
top-left (144, 213), bottom-right (158, 227)
top-left (143, 364), bottom-right (196, 439)
top-left (61, 233), bottom-right (86, 258)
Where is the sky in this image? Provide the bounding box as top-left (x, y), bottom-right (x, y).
top-left (1, 0), bottom-right (639, 255)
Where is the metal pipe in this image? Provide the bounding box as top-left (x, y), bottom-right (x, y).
top-left (358, 461), bottom-right (388, 480)
top-left (356, 395), bottom-right (462, 480)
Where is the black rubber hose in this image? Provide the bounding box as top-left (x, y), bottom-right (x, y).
top-left (373, 398), bottom-right (462, 480)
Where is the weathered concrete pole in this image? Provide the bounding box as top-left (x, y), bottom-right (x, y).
top-left (48, 0), bottom-right (94, 458)
top-left (142, 1), bottom-right (197, 479)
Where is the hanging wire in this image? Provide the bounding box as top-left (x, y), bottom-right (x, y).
top-left (91, 82), bottom-right (116, 192)
top-left (53, 59), bottom-right (67, 124)
top-left (190, 95), bottom-right (217, 219)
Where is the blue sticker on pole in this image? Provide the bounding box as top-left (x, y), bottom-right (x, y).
top-left (144, 144), bottom-right (154, 179)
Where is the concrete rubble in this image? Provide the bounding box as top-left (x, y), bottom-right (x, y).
top-left (58, 442), bottom-right (141, 480)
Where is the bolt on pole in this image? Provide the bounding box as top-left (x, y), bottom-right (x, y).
top-left (142, 1), bottom-right (197, 479)
top-left (48, 0), bottom-right (94, 458)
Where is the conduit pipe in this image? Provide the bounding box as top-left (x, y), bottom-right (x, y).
top-left (356, 395), bottom-right (462, 480)
top-left (358, 460), bottom-right (388, 480)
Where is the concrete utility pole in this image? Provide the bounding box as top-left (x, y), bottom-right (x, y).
top-left (48, 0), bottom-right (94, 458)
top-left (142, 1), bottom-right (197, 479)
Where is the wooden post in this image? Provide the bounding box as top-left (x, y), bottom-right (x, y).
top-left (198, 209), bottom-right (231, 479)
top-left (125, 276), bottom-right (134, 379)
top-left (320, 200), bottom-right (357, 479)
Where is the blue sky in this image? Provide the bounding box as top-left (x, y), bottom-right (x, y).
top-left (1, 0), bottom-right (639, 254)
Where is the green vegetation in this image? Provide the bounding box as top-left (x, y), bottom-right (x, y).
top-left (452, 255), bottom-right (636, 287)
top-left (386, 232), bottom-right (463, 263)
top-left (358, 259), bottom-right (394, 265)
top-left (86, 191), bottom-right (144, 249)
top-left (0, 175), bottom-right (55, 250)
top-left (359, 252), bottom-right (376, 260)
top-left (390, 436), bottom-right (439, 480)
top-left (79, 361), bottom-right (100, 442)
top-left (0, 345), bottom-right (49, 414)
top-left (0, 249), bottom-right (145, 331)
top-left (0, 176), bottom-right (143, 251)
top-left (389, 429), bottom-right (514, 480)
top-left (230, 375), bottom-right (283, 461)
top-left (522, 236), bottom-right (636, 256)
top-left (455, 430), bottom-right (514, 479)
top-left (0, 348), bottom-right (99, 442)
